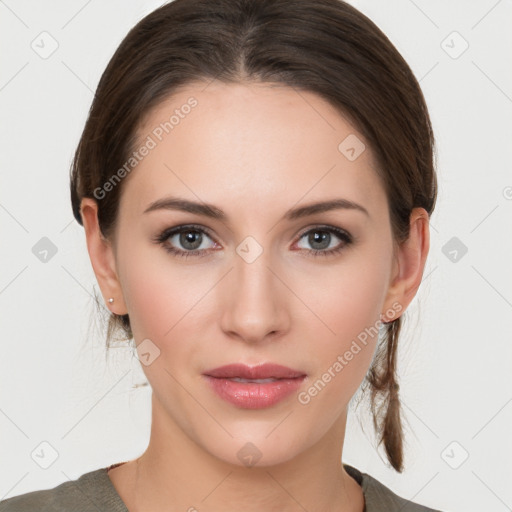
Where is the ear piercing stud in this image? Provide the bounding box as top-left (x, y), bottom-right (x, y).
top-left (108, 298), bottom-right (114, 303)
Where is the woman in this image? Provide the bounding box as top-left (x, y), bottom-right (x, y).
top-left (0, 0), bottom-right (442, 510)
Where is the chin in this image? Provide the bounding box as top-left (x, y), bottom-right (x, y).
top-left (196, 424), bottom-right (316, 470)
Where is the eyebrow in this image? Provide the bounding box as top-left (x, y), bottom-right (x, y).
top-left (143, 196), bottom-right (369, 220)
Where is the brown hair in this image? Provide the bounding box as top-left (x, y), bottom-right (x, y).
top-left (70, 0), bottom-right (437, 472)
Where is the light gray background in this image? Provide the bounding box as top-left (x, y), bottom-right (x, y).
top-left (1, 1), bottom-right (511, 511)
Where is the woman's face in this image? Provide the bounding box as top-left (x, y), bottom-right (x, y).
top-left (100, 81), bottom-right (406, 466)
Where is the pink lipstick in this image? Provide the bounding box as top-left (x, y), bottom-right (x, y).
top-left (202, 363), bottom-right (306, 409)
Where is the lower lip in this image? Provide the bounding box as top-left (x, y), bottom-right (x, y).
top-left (203, 375), bottom-right (306, 409)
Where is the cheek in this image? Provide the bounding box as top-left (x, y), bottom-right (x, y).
top-left (297, 243), bottom-right (393, 401)
top-left (303, 251), bottom-right (391, 346)
top-left (121, 267), bottom-right (168, 341)
top-left (118, 243), bottom-right (180, 341)
top-left (119, 244), bottom-right (217, 350)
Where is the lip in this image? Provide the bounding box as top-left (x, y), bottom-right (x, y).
top-left (202, 363), bottom-right (307, 409)
top-left (203, 363), bottom-right (306, 380)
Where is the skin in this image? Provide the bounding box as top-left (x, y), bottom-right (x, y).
top-left (81, 81), bottom-right (430, 512)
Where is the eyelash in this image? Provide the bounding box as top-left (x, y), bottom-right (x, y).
top-left (153, 223), bottom-right (353, 260)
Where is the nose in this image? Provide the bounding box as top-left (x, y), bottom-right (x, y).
top-left (219, 248), bottom-right (291, 344)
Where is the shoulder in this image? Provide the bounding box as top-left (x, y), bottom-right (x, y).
top-left (344, 464), bottom-right (444, 512)
top-left (0, 466), bottom-right (128, 512)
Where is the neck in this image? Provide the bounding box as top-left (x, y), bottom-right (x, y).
top-left (117, 394), bottom-right (364, 512)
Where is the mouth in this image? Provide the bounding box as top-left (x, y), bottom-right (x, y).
top-left (203, 362), bottom-right (306, 380)
top-left (202, 363), bottom-right (307, 409)
top-left (223, 377), bottom-right (284, 383)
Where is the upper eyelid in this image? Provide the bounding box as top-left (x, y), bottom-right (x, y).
top-left (167, 224), bottom-right (218, 242)
top-left (296, 224), bottom-right (350, 237)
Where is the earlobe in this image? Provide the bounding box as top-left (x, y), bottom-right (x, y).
top-left (381, 208), bottom-right (430, 321)
top-left (80, 198), bottom-right (128, 315)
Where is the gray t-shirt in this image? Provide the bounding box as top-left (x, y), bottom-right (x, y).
top-left (0, 463), bottom-right (442, 511)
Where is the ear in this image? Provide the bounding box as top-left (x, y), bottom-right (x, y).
top-left (381, 207), bottom-right (430, 322)
top-left (80, 197), bottom-right (128, 316)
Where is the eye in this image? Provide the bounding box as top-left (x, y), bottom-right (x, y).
top-left (153, 224), bottom-right (353, 260)
top-left (294, 226), bottom-right (353, 257)
top-left (153, 224), bottom-right (218, 259)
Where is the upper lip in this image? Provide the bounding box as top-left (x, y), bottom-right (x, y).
top-left (203, 363), bottom-right (306, 379)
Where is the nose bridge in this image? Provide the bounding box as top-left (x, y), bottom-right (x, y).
top-left (236, 245), bottom-right (274, 301)
top-left (220, 238), bottom-right (289, 341)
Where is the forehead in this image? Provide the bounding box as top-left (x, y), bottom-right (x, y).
top-left (120, 81), bottom-right (385, 221)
